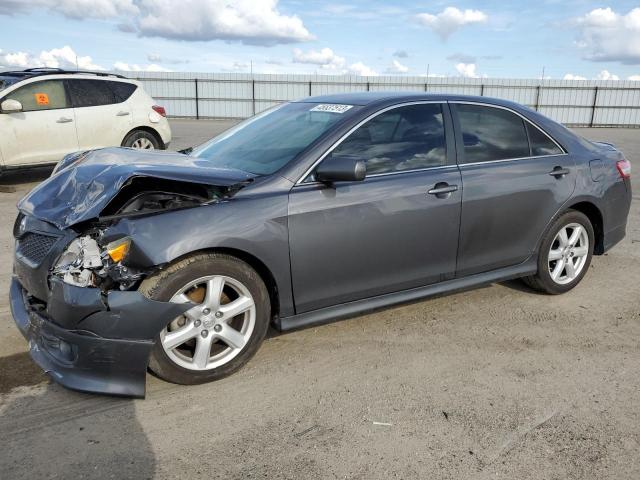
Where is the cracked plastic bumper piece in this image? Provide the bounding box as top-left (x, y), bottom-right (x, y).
top-left (10, 276), bottom-right (191, 398)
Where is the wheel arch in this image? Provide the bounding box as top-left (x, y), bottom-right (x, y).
top-left (565, 201), bottom-right (604, 254)
top-left (122, 126), bottom-right (165, 149)
top-left (163, 247), bottom-right (282, 321)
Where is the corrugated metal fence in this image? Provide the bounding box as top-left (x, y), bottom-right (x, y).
top-left (127, 72), bottom-right (640, 127)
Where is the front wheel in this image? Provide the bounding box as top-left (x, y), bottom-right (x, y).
top-left (522, 210), bottom-right (594, 294)
top-left (140, 253), bottom-right (271, 385)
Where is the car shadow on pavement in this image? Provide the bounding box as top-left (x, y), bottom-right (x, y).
top-left (0, 166), bottom-right (53, 189)
top-left (0, 352), bottom-right (47, 394)
top-left (0, 381), bottom-right (156, 479)
top-left (499, 278), bottom-right (539, 294)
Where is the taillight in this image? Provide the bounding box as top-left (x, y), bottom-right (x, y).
top-left (152, 105), bottom-right (166, 117)
top-left (616, 159), bottom-right (631, 179)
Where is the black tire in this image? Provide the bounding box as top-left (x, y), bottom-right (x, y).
top-left (122, 129), bottom-right (160, 150)
top-left (140, 253), bottom-right (270, 385)
top-left (522, 210), bottom-right (594, 294)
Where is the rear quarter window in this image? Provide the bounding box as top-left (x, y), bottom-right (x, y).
top-left (109, 81), bottom-right (137, 102)
top-left (526, 122), bottom-right (563, 156)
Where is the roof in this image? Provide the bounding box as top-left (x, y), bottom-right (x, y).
top-left (0, 68), bottom-right (127, 80)
top-left (296, 91), bottom-right (524, 110)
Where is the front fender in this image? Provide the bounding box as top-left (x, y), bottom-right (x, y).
top-left (103, 193), bottom-right (294, 317)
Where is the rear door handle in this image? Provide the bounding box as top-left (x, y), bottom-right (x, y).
top-left (549, 166), bottom-right (570, 178)
top-left (428, 183), bottom-right (458, 198)
top-left (56, 117), bottom-right (73, 123)
top-left (116, 111), bottom-right (130, 116)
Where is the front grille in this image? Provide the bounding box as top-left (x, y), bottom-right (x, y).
top-left (17, 232), bottom-right (58, 265)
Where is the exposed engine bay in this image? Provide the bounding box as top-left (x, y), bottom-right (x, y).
top-left (50, 177), bottom-right (248, 291)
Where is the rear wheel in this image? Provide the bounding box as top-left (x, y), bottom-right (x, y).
top-left (122, 129), bottom-right (160, 150)
top-left (522, 210), bottom-right (594, 294)
top-left (140, 253), bottom-right (270, 384)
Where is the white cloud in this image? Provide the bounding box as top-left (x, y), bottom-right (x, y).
top-left (416, 7), bottom-right (487, 40)
top-left (292, 47), bottom-right (345, 69)
top-left (0, 0), bottom-right (137, 19)
top-left (386, 59), bottom-right (409, 73)
top-left (629, 75), bottom-right (640, 81)
top-left (575, 8), bottom-right (640, 64)
top-left (455, 63), bottom-right (479, 78)
top-left (113, 62), bottom-right (170, 72)
top-left (0, 0), bottom-right (312, 46)
top-left (134, 0), bottom-right (314, 45)
top-left (595, 69), bottom-right (619, 80)
top-left (563, 73), bottom-right (587, 80)
top-left (0, 45), bottom-right (103, 70)
top-left (347, 62), bottom-right (377, 76)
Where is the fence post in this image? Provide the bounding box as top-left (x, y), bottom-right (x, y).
top-left (194, 78), bottom-right (199, 120)
top-left (480, 83), bottom-right (485, 97)
top-left (252, 78), bottom-right (256, 115)
top-left (308, 80), bottom-right (312, 97)
top-left (534, 85), bottom-right (541, 112)
top-left (366, 81), bottom-right (370, 92)
top-left (590, 86), bottom-right (599, 127)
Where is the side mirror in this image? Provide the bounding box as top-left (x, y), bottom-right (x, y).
top-left (316, 154), bottom-right (367, 183)
top-left (1, 99), bottom-right (23, 113)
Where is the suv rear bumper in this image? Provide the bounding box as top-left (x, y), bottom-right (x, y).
top-left (10, 276), bottom-right (191, 398)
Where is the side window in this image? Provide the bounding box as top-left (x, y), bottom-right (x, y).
top-left (5, 80), bottom-right (69, 111)
top-left (328, 104), bottom-right (447, 175)
top-left (456, 104), bottom-right (530, 163)
top-left (526, 122), bottom-right (563, 156)
top-left (108, 81), bottom-right (137, 103)
top-left (67, 79), bottom-right (116, 107)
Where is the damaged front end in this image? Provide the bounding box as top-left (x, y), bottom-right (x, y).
top-left (52, 234), bottom-right (141, 290)
top-left (11, 148), bottom-right (255, 397)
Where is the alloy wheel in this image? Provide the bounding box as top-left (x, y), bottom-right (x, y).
top-left (131, 137), bottom-right (155, 149)
top-left (548, 222), bottom-right (589, 285)
top-left (161, 275), bottom-right (256, 371)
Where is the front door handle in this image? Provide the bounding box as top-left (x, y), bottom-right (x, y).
top-left (116, 111), bottom-right (130, 116)
top-left (56, 117), bottom-right (73, 123)
top-left (428, 182), bottom-right (458, 198)
top-left (549, 166), bottom-right (570, 178)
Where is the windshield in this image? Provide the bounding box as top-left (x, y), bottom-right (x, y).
top-left (0, 75), bottom-right (21, 93)
top-left (191, 102), bottom-right (360, 175)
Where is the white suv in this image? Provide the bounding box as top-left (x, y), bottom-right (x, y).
top-left (0, 68), bottom-right (172, 168)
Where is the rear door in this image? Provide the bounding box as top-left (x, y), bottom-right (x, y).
top-left (288, 102), bottom-right (462, 313)
top-left (66, 79), bottom-right (133, 149)
top-left (0, 79), bottom-right (78, 166)
top-left (451, 102), bottom-right (575, 276)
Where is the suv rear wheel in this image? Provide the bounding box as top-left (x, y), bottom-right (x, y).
top-left (122, 129), bottom-right (160, 150)
top-left (522, 210), bottom-right (594, 294)
top-left (140, 253), bottom-right (270, 385)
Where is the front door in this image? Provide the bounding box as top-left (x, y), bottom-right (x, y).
top-left (0, 79), bottom-right (78, 166)
top-left (288, 102), bottom-right (462, 313)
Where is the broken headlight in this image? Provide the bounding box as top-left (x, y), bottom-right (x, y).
top-left (53, 235), bottom-right (136, 289)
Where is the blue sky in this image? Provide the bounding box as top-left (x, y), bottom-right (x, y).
top-left (1, 1), bottom-right (640, 80)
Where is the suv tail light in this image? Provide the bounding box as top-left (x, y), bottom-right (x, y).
top-left (616, 159), bottom-right (631, 179)
top-left (152, 105), bottom-right (166, 117)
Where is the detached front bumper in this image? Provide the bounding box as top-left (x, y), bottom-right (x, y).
top-left (10, 276), bottom-right (191, 398)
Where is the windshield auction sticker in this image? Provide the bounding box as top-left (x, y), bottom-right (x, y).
top-left (310, 104), bottom-right (353, 114)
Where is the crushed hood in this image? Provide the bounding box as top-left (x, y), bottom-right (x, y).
top-left (18, 148), bottom-right (255, 229)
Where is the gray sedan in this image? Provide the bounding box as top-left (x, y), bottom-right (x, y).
top-left (10, 92), bottom-right (632, 397)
